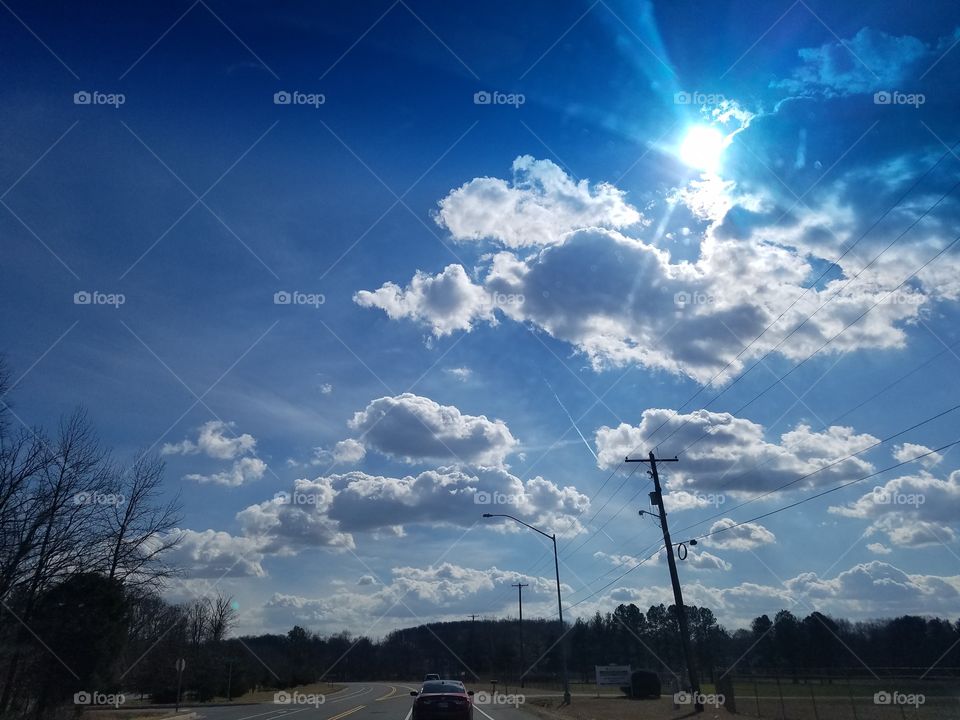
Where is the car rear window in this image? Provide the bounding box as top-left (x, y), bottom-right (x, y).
top-left (421, 681), bottom-right (464, 693)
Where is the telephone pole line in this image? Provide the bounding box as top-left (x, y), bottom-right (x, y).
top-left (626, 451), bottom-right (702, 713)
top-left (512, 583), bottom-right (528, 688)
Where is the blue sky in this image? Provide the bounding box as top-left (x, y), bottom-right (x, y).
top-left (3, 0), bottom-right (960, 636)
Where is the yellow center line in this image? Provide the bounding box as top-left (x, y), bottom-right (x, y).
top-left (375, 685), bottom-right (398, 701)
top-left (327, 704), bottom-right (366, 720)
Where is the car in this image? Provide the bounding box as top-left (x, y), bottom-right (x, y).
top-left (424, 673), bottom-right (440, 681)
top-left (410, 680), bottom-right (474, 720)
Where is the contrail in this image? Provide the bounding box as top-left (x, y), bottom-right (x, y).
top-left (545, 380), bottom-right (598, 462)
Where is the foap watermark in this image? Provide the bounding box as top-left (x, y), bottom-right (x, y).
top-left (474, 490), bottom-right (521, 506)
top-left (674, 291), bottom-right (713, 310)
top-left (74, 90), bottom-right (125, 108)
top-left (675, 691), bottom-right (724, 708)
top-left (874, 691), bottom-right (925, 708)
top-left (888, 290), bottom-right (925, 306)
top-left (474, 90), bottom-right (525, 108)
top-left (74, 491), bottom-right (125, 507)
top-left (691, 491), bottom-right (725, 508)
top-left (473, 691), bottom-right (525, 707)
top-left (274, 691), bottom-right (325, 707)
top-left (490, 291), bottom-right (524, 308)
top-left (273, 490), bottom-right (324, 506)
top-left (74, 691), bottom-right (125, 708)
top-left (74, 290), bottom-right (125, 308)
top-left (674, 90), bottom-right (726, 108)
top-left (873, 91), bottom-right (925, 108)
top-left (274, 90), bottom-right (325, 108)
top-left (274, 290), bottom-right (325, 308)
top-left (872, 487), bottom-right (925, 507)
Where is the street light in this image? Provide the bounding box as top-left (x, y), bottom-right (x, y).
top-left (482, 513), bottom-right (571, 705)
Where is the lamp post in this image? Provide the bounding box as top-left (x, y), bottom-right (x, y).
top-left (482, 513), bottom-right (571, 705)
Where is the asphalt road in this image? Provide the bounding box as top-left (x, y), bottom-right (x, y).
top-left (189, 682), bottom-right (537, 720)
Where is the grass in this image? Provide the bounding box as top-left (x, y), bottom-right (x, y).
top-left (208, 681), bottom-right (345, 704)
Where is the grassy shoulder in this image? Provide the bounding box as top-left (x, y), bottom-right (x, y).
top-left (208, 681), bottom-right (346, 704)
top-left (526, 695), bottom-right (732, 720)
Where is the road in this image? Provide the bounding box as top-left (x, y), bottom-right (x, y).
top-left (189, 682), bottom-right (537, 720)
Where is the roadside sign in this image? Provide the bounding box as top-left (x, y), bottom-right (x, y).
top-left (175, 658), bottom-right (186, 673)
top-left (595, 665), bottom-right (631, 686)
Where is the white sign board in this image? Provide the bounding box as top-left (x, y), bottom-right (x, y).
top-left (595, 665), bottom-right (631, 686)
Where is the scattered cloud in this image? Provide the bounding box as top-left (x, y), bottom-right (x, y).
top-left (705, 518), bottom-right (776, 551)
top-left (435, 155), bottom-right (642, 248)
top-left (594, 408), bottom-right (877, 494)
top-left (829, 470), bottom-right (960, 547)
top-left (162, 420), bottom-right (257, 460)
top-left (348, 393), bottom-right (518, 466)
top-left (185, 456), bottom-right (267, 487)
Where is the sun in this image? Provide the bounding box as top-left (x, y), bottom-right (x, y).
top-left (679, 125), bottom-right (727, 173)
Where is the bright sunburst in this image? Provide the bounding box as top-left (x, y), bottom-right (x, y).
top-left (679, 125), bottom-right (727, 173)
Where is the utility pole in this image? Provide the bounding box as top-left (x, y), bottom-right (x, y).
top-left (626, 451), bottom-right (702, 713)
top-left (512, 583), bottom-right (528, 688)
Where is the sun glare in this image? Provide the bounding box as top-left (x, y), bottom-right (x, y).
top-left (679, 125), bottom-right (727, 173)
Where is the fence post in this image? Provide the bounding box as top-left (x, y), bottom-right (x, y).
top-left (776, 674), bottom-right (787, 720)
top-left (754, 679), bottom-right (761, 717)
top-left (847, 674), bottom-right (858, 720)
top-left (808, 681), bottom-right (819, 720)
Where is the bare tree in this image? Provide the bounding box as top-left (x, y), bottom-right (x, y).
top-left (207, 594), bottom-right (238, 643)
top-left (103, 452), bottom-right (182, 585)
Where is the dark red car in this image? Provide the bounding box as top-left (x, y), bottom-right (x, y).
top-left (410, 680), bottom-right (474, 720)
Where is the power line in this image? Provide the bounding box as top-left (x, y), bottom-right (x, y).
top-left (682, 440), bottom-right (959, 546)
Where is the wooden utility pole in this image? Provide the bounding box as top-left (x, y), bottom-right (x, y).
top-left (626, 451), bottom-right (702, 712)
top-left (512, 583), bottom-right (528, 687)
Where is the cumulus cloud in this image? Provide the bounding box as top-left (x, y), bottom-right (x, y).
top-left (332, 439), bottom-right (366, 464)
top-left (354, 264), bottom-right (495, 337)
top-left (705, 518), bottom-right (776, 551)
top-left (262, 562), bottom-right (564, 631)
top-left (185, 456), bottom-right (266, 487)
top-left (324, 466), bottom-right (588, 538)
top-left (435, 155), bottom-right (642, 248)
top-left (786, 561), bottom-right (960, 615)
top-left (348, 393), bottom-right (518, 466)
top-left (829, 470), bottom-right (960, 547)
top-left (162, 420), bottom-right (257, 460)
top-left (892, 442), bottom-right (942, 468)
top-left (866, 542), bottom-right (891, 555)
top-left (358, 156), bottom-right (949, 382)
top-left (594, 408), bottom-right (877, 494)
top-left (238, 478), bottom-right (354, 553)
top-left (163, 529), bottom-right (265, 578)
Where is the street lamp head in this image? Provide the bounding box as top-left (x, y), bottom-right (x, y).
top-left (482, 513), bottom-right (492, 518)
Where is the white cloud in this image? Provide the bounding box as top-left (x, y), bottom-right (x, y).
top-left (348, 393), bottom-right (518, 466)
top-left (829, 470), bottom-right (960, 548)
top-left (594, 408), bottom-right (877, 494)
top-left (866, 542), bottom-right (892, 555)
top-left (444, 367), bottom-right (472, 381)
top-left (354, 264), bottom-right (495, 337)
top-left (359, 157), bottom-right (945, 382)
top-left (162, 420), bottom-right (257, 460)
top-left (320, 383), bottom-right (334, 395)
top-left (332, 439), bottom-right (366, 464)
top-left (786, 561), bottom-right (960, 615)
top-left (185, 456), bottom-right (266, 487)
top-left (435, 155), bottom-right (642, 248)
top-left (325, 466), bottom-right (588, 538)
top-left (237, 478), bottom-right (355, 553)
top-left (705, 518), bottom-right (776, 551)
top-left (163, 529), bottom-right (265, 578)
top-left (892, 442), bottom-right (942, 468)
